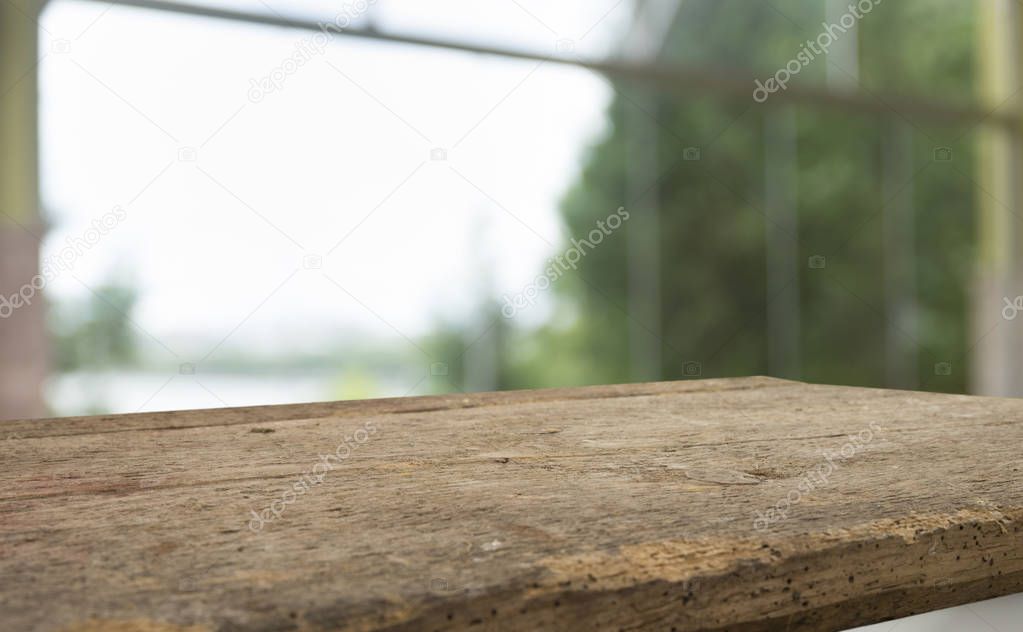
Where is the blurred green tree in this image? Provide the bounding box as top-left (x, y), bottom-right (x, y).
top-left (493, 0), bottom-right (976, 392)
top-left (51, 281), bottom-right (139, 372)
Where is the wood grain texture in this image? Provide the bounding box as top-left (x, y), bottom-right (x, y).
top-left (1, 376), bottom-right (1022, 632)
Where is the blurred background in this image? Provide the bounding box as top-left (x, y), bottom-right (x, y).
top-left (2, 0), bottom-right (1023, 421)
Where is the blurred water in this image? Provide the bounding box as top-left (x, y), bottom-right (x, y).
top-left (45, 370), bottom-right (414, 417)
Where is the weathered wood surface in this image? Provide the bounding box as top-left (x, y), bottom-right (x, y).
top-left (1, 376), bottom-right (1022, 632)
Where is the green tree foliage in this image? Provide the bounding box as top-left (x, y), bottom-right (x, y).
top-left (51, 281), bottom-right (139, 372)
top-left (499, 0), bottom-right (976, 392)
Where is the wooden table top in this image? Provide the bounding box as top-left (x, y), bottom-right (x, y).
top-left (1, 376), bottom-right (1021, 631)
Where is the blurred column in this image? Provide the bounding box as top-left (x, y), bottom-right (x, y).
top-left (625, 90), bottom-right (662, 382)
top-left (825, 0), bottom-right (860, 89)
top-left (764, 107), bottom-right (801, 379)
top-left (618, 0), bottom-right (678, 383)
top-left (881, 121), bottom-right (918, 389)
top-left (463, 316), bottom-right (499, 393)
top-left (0, 0), bottom-right (47, 419)
top-left (974, 0), bottom-right (1023, 396)
top-left (463, 212), bottom-right (499, 393)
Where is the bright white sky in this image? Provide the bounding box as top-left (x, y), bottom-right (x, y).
top-left (37, 0), bottom-right (625, 361)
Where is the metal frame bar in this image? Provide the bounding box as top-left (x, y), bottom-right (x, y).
top-left (973, 0), bottom-right (1023, 396)
top-left (79, 0), bottom-right (1018, 129)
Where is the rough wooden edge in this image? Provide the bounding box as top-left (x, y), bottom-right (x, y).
top-left (53, 509), bottom-right (1021, 631)
top-left (345, 508), bottom-right (1023, 631)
